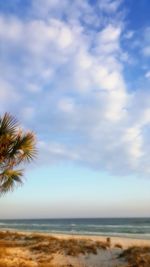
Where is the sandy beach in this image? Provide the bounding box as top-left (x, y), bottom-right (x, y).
top-left (0, 230), bottom-right (149, 267)
top-left (51, 232), bottom-right (150, 248)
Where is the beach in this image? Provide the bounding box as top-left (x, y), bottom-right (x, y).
top-left (0, 230), bottom-right (150, 267)
top-left (52, 232), bottom-right (150, 248)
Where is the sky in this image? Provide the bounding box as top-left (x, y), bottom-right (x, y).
top-left (0, 0), bottom-right (150, 219)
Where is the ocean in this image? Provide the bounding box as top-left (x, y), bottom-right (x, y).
top-left (0, 218), bottom-right (150, 239)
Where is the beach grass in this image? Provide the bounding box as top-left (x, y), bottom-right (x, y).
top-left (120, 245), bottom-right (150, 267)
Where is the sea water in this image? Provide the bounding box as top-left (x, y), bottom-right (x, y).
top-left (0, 218), bottom-right (150, 239)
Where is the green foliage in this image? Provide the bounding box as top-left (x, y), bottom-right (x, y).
top-left (0, 113), bottom-right (36, 194)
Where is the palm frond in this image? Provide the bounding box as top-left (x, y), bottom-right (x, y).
top-left (0, 113), bottom-right (37, 194)
top-left (0, 113), bottom-right (18, 136)
top-left (0, 169), bottom-right (23, 194)
top-left (10, 132), bottom-right (37, 163)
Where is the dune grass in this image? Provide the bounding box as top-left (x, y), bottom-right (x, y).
top-left (29, 236), bottom-right (109, 256)
top-left (119, 245), bottom-right (150, 267)
top-left (0, 231), bottom-right (110, 267)
top-left (0, 231), bottom-right (109, 256)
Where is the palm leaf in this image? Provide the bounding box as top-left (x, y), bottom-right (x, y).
top-left (0, 113), bottom-right (37, 194)
top-left (9, 132), bottom-right (37, 163)
top-left (0, 169), bottom-right (23, 194)
top-left (0, 113), bottom-right (18, 136)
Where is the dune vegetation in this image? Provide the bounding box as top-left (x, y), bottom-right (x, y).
top-left (120, 245), bottom-right (150, 267)
top-left (0, 230), bottom-right (134, 267)
top-left (0, 230), bottom-right (150, 266)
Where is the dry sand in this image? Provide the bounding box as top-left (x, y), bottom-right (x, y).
top-left (51, 232), bottom-right (150, 248)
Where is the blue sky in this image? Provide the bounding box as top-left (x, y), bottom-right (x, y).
top-left (0, 0), bottom-right (150, 219)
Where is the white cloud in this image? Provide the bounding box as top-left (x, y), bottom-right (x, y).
top-left (124, 30), bottom-right (134, 39)
top-left (0, 0), bottom-right (150, 177)
top-left (98, 0), bottom-right (122, 13)
top-left (27, 83), bottom-right (42, 93)
top-left (38, 141), bottom-right (80, 164)
top-left (0, 79), bottom-right (21, 113)
top-left (58, 98), bottom-right (75, 113)
top-left (0, 16), bottom-right (22, 42)
top-left (99, 25), bottom-right (121, 43)
top-left (95, 25), bottom-right (122, 55)
top-left (143, 47), bottom-right (150, 57)
top-left (145, 71), bottom-right (150, 79)
top-left (122, 126), bottom-right (143, 165)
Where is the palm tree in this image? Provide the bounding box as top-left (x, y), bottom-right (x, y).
top-left (0, 113), bottom-right (36, 194)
